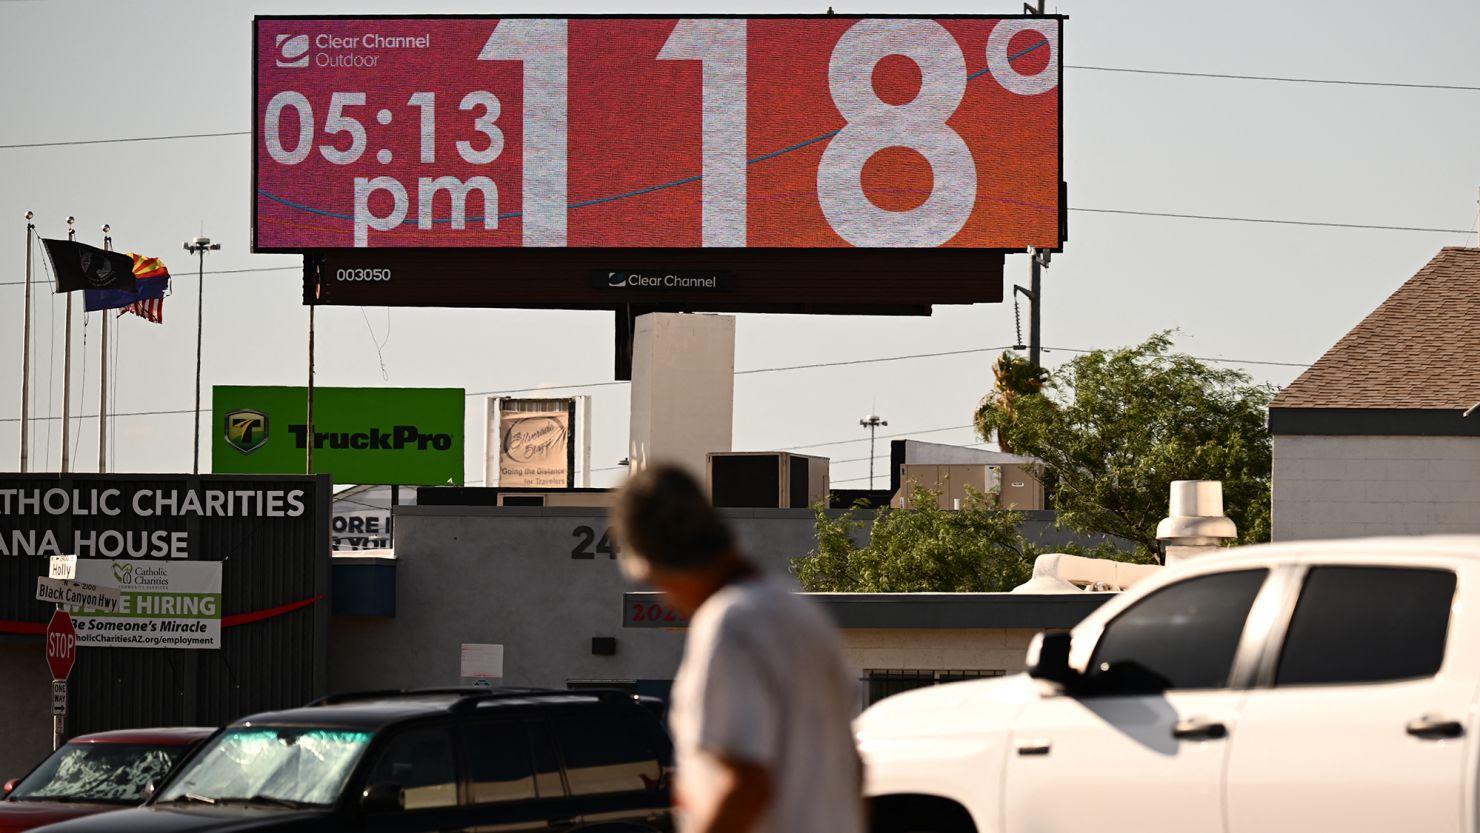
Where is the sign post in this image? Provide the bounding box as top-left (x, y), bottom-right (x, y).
top-left (45, 609), bottom-right (76, 750)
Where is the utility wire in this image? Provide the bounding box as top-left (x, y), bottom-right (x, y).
top-left (0, 264), bottom-right (298, 286)
top-left (0, 346), bottom-right (1311, 424)
top-left (1068, 64), bottom-right (1480, 92)
top-left (1070, 207), bottom-right (1473, 235)
top-left (0, 130), bottom-right (250, 150)
top-left (2, 61), bottom-right (1476, 151)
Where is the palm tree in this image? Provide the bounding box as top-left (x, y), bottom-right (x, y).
top-left (978, 351), bottom-right (1049, 454)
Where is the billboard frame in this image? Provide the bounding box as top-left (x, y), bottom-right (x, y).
top-left (251, 12), bottom-right (1067, 257)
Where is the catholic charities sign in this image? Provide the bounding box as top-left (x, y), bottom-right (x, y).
top-left (68, 560), bottom-right (223, 650)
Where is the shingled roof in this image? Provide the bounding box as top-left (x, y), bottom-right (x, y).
top-left (1272, 247), bottom-right (1480, 411)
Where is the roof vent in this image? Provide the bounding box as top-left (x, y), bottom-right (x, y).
top-left (1156, 480), bottom-right (1237, 564)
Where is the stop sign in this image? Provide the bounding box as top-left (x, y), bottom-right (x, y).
top-left (46, 610), bottom-right (76, 681)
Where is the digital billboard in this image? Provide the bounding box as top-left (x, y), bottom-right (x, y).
top-left (254, 16), bottom-right (1063, 252)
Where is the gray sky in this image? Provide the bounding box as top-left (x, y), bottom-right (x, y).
top-left (1, 0), bottom-right (1477, 488)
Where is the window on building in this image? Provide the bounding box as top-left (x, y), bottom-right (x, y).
top-left (366, 726), bottom-right (458, 810)
top-left (462, 722), bottom-right (537, 805)
top-left (553, 712), bottom-right (661, 796)
top-left (863, 669), bottom-right (1006, 707)
top-left (1276, 566), bottom-right (1455, 687)
top-left (1087, 568), bottom-right (1268, 692)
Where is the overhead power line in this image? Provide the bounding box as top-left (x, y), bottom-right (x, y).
top-left (0, 130), bottom-right (250, 150)
top-left (1070, 207), bottom-right (1473, 235)
top-left (0, 343), bottom-right (1308, 425)
top-left (1068, 64), bottom-right (1480, 92)
top-left (0, 264), bottom-right (298, 287)
top-left (2, 60), bottom-right (1476, 152)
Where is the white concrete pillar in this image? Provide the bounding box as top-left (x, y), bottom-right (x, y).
top-left (628, 313), bottom-right (735, 481)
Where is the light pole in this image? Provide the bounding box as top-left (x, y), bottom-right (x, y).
top-left (183, 236), bottom-right (220, 475)
top-left (860, 414), bottom-right (887, 490)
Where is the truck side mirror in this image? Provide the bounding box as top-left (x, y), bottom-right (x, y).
top-left (361, 783), bottom-right (404, 814)
top-left (1026, 631), bottom-right (1077, 688)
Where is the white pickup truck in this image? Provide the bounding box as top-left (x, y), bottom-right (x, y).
top-left (857, 536), bottom-right (1479, 833)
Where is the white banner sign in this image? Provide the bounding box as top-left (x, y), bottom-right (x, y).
top-left (68, 561), bottom-right (223, 650)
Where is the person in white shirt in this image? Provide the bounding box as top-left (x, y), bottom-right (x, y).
top-left (613, 464), bottom-right (865, 833)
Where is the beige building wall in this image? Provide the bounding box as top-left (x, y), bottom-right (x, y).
top-left (629, 314), bottom-right (735, 482)
top-left (1273, 434), bottom-right (1480, 540)
top-left (840, 628), bottom-right (1038, 676)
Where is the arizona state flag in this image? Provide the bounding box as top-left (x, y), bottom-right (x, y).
top-left (43, 239), bottom-right (137, 294)
top-left (85, 254), bottom-right (170, 319)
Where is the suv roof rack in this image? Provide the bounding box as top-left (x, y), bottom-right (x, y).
top-left (308, 687), bottom-right (562, 708)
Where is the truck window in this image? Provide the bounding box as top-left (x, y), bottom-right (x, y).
top-left (367, 726), bottom-right (458, 810)
top-left (1087, 569), bottom-right (1267, 692)
top-left (1275, 566), bottom-right (1455, 687)
top-left (553, 711), bottom-right (661, 796)
top-left (463, 722), bottom-right (537, 805)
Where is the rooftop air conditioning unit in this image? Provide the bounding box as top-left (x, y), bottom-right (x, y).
top-left (706, 452), bottom-right (830, 509)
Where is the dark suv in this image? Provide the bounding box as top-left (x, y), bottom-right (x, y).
top-left (31, 688), bottom-right (673, 833)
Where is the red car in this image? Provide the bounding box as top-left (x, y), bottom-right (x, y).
top-left (0, 727), bottom-right (214, 833)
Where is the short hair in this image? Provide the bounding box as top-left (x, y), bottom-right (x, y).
top-left (612, 464), bottom-right (735, 576)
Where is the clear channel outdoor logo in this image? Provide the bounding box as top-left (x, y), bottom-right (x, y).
top-left (225, 409), bottom-right (269, 455)
top-left (276, 34), bottom-right (310, 68)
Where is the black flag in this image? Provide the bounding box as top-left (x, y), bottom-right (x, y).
top-left (43, 239), bottom-right (137, 294)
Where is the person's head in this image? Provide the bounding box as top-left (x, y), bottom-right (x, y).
top-left (612, 464), bottom-right (744, 614)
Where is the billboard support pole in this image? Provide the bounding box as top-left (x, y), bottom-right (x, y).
top-left (306, 299), bottom-right (315, 475)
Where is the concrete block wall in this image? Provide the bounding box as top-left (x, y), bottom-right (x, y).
top-left (0, 641), bottom-right (55, 781)
top-left (1273, 435), bottom-right (1480, 541)
top-left (840, 628), bottom-right (1037, 677)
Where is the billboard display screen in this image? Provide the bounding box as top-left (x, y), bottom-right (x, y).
top-left (254, 16), bottom-right (1062, 252)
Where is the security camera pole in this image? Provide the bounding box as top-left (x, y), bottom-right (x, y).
top-left (183, 236), bottom-right (221, 475)
top-left (860, 414), bottom-right (888, 490)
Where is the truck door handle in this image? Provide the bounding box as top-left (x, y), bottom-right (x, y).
top-left (1172, 719), bottom-right (1227, 741)
top-left (1407, 716), bottom-right (1464, 739)
top-left (1015, 739), bottom-right (1051, 756)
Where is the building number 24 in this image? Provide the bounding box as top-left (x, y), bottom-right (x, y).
top-left (571, 525), bottom-right (617, 560)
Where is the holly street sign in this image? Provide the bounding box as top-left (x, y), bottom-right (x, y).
top-left (45, 610), bottom-right (76, 681)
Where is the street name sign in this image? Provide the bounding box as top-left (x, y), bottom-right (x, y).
top-left (35, 577), bottom-right (122, 613)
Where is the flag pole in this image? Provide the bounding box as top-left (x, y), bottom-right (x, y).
top-left (61, 217), bottom-right (75, 474)
top-left (99, 224), bottom-right (111, 473)
top-left (20, 211), bottom-right (34, 473)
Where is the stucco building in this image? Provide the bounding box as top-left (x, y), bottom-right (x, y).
top-left (1270, 247), bottom-right (1480, 540)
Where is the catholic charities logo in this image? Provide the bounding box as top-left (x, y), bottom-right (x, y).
top-left (276, 34), bottom-right (310, 68)
top-left (225, 409), bottom-right (269, 455)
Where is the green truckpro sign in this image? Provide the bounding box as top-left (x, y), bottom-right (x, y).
top-left (212, 386), bottom-right (463, 486)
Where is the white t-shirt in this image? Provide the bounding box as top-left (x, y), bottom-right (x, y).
top-left (669, 574), bottom-right (864, 833)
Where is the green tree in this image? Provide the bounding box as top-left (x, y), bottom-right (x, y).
top-left (974, 333), bottom-right (1273, 556)
top-left (985, 352), bottom-right (1051, 454)
top-left (793, 486), bottom-right (1035, 592)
